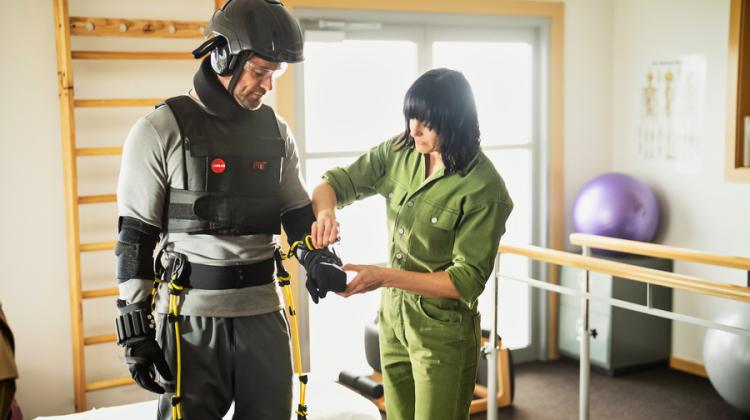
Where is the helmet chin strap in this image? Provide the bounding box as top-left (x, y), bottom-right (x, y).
top-left (227, 51), bottom-right (252, 99)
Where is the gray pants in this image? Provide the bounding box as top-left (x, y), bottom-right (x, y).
top-left (156, 311), bottom-right (293, 420)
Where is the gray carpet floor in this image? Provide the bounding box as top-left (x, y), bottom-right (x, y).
top-left (379, 358), bottom-right (749, 419)
top-left (471, 359), bottom-right (749, 420)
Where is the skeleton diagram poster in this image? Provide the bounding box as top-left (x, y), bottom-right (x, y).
top-left (637, 55), bottom-right (705, 173)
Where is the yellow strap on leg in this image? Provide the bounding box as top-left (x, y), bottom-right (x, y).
top-left (168, 283), bottom-right (185, 420)
top-left (274, 248), bottom-right (309, 420)
top-left (280, 281), bottom-right (308, 418)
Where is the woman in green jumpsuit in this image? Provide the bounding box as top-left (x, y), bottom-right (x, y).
top-left (311, 68), bottom-right (513, 420)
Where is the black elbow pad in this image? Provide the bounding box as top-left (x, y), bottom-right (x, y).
top-left (281, 203), bottom-right (315, 246)
top-left (115, 216), bottom-right (161, 283)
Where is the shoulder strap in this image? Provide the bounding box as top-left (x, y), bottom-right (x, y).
top-left (164, 96), bottom-right (208, 191)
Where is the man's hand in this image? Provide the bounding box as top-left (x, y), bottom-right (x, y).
top-left (339, 264), bottom-right (388, 297)
top-left (124, 337), bottom-right (173, 394)
top-left (115, 300), bottom-right (173, 393)
top-left (311, 209), bottom-right (340, 248)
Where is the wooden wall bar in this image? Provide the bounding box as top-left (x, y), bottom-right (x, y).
top-left (69, 17), bottom-right (206, 38)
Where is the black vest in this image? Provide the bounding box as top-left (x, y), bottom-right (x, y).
top-left (164, 95), bottom-right (285, 235)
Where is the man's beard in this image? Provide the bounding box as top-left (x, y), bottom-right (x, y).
top-left (234, 87), bottom-right (264, 111)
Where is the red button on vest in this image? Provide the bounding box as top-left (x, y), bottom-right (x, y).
top-left (211, 158), bottom-right (226, 174)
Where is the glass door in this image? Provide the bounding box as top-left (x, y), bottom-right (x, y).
top-left (298, 27), bottom-right (422, 380)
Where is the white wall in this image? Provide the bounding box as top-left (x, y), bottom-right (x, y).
top-left (0, 1), bottom-right (73, 417)
top-left (610, 0), bottom-right (750, 362)
top-left (557, 0), bottom-right (749, 364)
top-left (560, 0), bottom-right (615, 246)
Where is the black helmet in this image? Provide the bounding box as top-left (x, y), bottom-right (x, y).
top-left (193, 0), bottom-right (304, 75)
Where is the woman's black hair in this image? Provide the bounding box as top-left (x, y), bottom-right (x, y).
top-left (396, 68), bottom-right (480, 173)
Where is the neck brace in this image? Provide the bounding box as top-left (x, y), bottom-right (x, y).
top-left (193, 58), bottom-right (246, 120)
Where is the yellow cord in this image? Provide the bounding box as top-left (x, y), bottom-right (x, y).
top-left (276, 247), bottom-right (310, 419)
top-left (304, 236), bottom-right (314, 251)
top-left (279, 276), bottom-right (307, 408)
top-left (168, 282), bottom-right (185, 420)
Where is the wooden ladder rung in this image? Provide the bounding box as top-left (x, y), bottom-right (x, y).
top-left (84, 333), bottom-right (116, 346)
top-left (86, 376), bottom-right (133, 392)
top-left (69, 16), bottom-right (206, 39)
top-left (75, 98), bottom-right (164, 108)
top-left (82, 287), bottom-right (118, 299)
top-left (76, 147), bottom-right (122, 157)
top-left (72, 51), bottom-right (194, 60)
top-left (80, 241), bottom-right (116, 252)
top-left (78, 194), bottom-right (116, 205)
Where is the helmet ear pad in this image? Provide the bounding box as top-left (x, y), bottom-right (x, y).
top-left (210, 43), bottom-right (242, 76)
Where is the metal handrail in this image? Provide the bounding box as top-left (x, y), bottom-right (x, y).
top-left (499, 243), bottom-right (750, 302)
top-left (485, 241), bottom-right (750, 420)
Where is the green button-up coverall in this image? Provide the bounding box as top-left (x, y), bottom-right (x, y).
top-left (324, 137), bottom-right (513, 420)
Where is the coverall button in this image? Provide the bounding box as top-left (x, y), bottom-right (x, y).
top-left (431, 216), bottom-right (438, 224)
top-left (398, 227), bottom-right (405, 235)
top-left (407, 200), bottom-right (414, 207)
top-left (396, 252), bottom-right (403, 260)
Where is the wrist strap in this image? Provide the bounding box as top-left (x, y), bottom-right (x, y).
top-left (115, 300), bottom-right (155, 346)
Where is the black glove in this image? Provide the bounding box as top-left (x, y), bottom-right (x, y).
top-left (115, 300), bottom-right (173, 393)
top-left (124, 337), bottom-right (173, 393)
top-left (294, 239), bottom-right (347, 304)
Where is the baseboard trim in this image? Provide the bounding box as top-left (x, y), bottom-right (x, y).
top-left (670, 356), bottom-right (707, 378)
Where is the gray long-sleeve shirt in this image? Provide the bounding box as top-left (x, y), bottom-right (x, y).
top-left (117, 95), bottom-right (310, 317)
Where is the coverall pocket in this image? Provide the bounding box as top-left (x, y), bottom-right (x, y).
top-left (409, 201), bottom-right (459, 263)
top-left (417, 296), bottom-right (462, 324)
top-left (274, 310), bottom-right (291, 337)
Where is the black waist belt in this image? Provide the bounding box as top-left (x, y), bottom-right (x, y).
top-left (182, 258), bottom-right (275, 290)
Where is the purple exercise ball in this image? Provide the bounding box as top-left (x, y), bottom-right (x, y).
top-left (573, 173), bottom-right (660, 242)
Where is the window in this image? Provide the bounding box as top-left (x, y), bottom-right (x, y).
top-left (726, 0), bottom-right (750, 181)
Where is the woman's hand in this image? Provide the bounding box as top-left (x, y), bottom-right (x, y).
top-left (339, 264), bottom-right (389, 297)
top-left (311, 209), bottom-right (340, 248)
